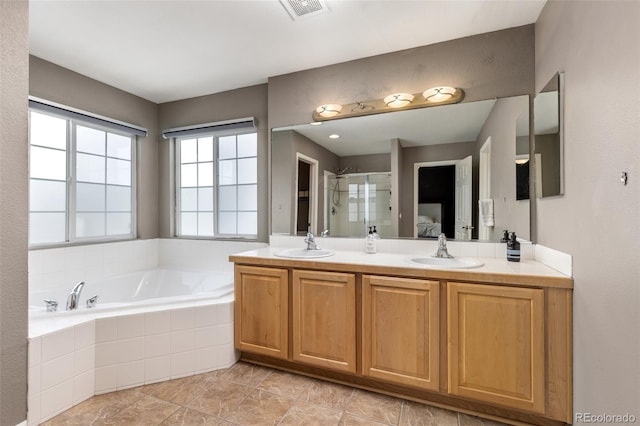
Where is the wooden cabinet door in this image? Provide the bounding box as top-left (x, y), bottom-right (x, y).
top-left (447, 282), bottom-right (545, 413)
top-left (292, 270), bottom-right (356, 373)
top-left (362, 275), bottom-right (439, 390)
top-left (234, 265), bottom-right (288, 359)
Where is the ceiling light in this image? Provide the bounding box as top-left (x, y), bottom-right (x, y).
top-left (329, 134), bottom-right (340, 139)
top-left (316, 104), bottom-right (342, 118)
top-left (383, 93), bottom-right (414, 108)
top-left (310, 121), bottom-right (322, 126)
top-left (423, 87), bottom-right (457, 104)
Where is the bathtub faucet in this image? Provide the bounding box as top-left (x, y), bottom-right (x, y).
top-left (66, 281), bottom-right (85, 310)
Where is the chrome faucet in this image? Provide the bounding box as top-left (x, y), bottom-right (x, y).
top-left (321, 229), bottom-right (329, 237)
top-left (304, 231), bottom-right (319, 250)
top-left (66, 281), bottom-right (85, 310)
top-left (433, 233), bottom-right (453, 258)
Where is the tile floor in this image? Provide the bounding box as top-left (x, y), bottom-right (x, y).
top-left (42, 362), bottom-right (508, 426)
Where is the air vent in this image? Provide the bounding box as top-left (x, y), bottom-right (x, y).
top-left (279, 0), bottom-right (329, 20)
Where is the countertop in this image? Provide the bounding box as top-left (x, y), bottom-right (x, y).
top-left (229, 247), bottom-right (573, 289)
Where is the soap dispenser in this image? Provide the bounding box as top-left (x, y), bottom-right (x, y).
top-left (506, 232), bottom-right (521, 262)
top-left (372, 226), bottom-right (380, 240)
top-left (500, 230), bottom-right (509, 243)
top-left (365, 227), bottom-right (377, 254)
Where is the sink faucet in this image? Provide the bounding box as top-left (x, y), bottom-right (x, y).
top-left (304, 231), bottom-right (319, 250)
top-left (433, 233), bottom-right (454, 258)
top-left (66, 281), bottom-right (85, 310)
top-left (321, 229), bottom-right (329, 237)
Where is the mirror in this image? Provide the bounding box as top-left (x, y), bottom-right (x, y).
top-left (271, 95), bottom-right (530, 241)
top-left (534, 72), bottom-right (563, 197)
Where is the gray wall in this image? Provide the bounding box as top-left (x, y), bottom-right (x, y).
top-left (534, 133), bottom-right (561, 196)
top-left (338, 153), bottom-right (390, 173)
top-left (535, 0), bottom-right (640, 418)
top-left (271, 130), bottom-right (340, 235)
top-left (0, 0), bottom-right (29, 423)
top-left (475, 96), bottom-right (530, 240)
top-left (268, 25), bottom-right (535, 237)
top-left (268, 25), bottom-right (534, 129)
top-left (157, 84), bottom-right (269, 241)
top-left (400, 141), bottom-right (476, 237)
top-left (29, 56), bottom-right (160, 239)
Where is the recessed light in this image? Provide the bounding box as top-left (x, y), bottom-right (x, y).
top-left (329, 134), bottom-right (340, 139)
top-left (310, 122), bottom-right (322, 126)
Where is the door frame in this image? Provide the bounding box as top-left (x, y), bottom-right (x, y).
top-left (294, 153), bottom-right (319, 235)
top-left (413, 160), bottom-right (457, 238)
top-left (479, 138), bottom-right (492, 240)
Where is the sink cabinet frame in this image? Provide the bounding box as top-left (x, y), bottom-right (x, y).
top-left (230, 256), bottom-right (573, 426)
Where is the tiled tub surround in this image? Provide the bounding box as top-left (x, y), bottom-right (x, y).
top-left (28, 238), bottom-right (267, 425)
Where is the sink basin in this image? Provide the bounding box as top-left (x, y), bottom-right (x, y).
top-left (407, 256), bottom-right (483, 269)
top-left (274, 248), bottom-right (335, 259)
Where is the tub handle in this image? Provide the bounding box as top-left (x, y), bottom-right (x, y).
top-left (43, 299), bottom-right (58, 312)
top-left (86, 295), bottom-right (99, 308)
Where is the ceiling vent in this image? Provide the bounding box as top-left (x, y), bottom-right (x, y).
top-left (279, 0), bottom-right (329, 20)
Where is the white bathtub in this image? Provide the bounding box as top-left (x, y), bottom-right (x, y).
top-left (30, 268), bottom-right (234, 316)
top-left (28, 267), bottom-right (238, 425)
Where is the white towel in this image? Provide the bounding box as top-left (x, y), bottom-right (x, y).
top-left (479, 199), bottom-right (495, 227)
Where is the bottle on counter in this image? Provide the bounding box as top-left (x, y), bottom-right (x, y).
top-left (500, 230), bottom-right (509, 243)
top-left (365, 226), bottom-right (377, 254)
top-left (372, 226), bottom-right (380, 240)
top-left (506, 232), bottom-right (521, 262)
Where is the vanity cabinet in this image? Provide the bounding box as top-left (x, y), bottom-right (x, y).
top-left (234, 265), bottom-right (288, 359)
top-left (447, 282), bottom-right (545, 413)
top-left (362, 275), bottom-right (439, 390)
top-left (292, 270), bottom-right (356, 373)
top-left (231, 256), bottom-right (572, 425)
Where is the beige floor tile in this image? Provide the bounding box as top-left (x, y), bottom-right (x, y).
top-left (223, 361), bottom-right (272, 387)
top-left (257, 369), bottom-right (311, 399)
top-left (224, 388), bottom-right (293, 425)
top-left (141, 374), bottom-right (210, 405)
top-left (41, 389), bottom-right (144, 426)
top-left (399, 400), bottom-right (459, 426)
top-left (340, 413), bottom-right (392, 426)
top-left (346, 389), bottom-right (402, 424)
top-left (96, 394), bottom-right (179, 425)
top-left (459, 413), bottom-right (509, 426)
top-left (185, 380), bottom-right (251, 418)
top-left (279, 401), bottom-right (343, 426)
top-left (298, 378), bottom-right (355, 411)
top-left (160, 407), bottom-right (223, 425)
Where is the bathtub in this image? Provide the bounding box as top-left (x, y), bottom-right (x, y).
top-left (28, 267), bottom-right (239, 425)
top-left (29, 268), bottom-right (234, 316)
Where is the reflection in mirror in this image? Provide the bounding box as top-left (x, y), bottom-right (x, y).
top-left (534, 72), bottom-right (563, 197)
top-left (271, 95), bottom-right (530, 241)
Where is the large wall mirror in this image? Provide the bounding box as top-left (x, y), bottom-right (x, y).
top-left (534, 72), bottom-right (564, 197)
top-left (271, 95), bottom-right (531, 242)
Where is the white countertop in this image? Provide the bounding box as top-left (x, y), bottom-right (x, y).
top-left (230, 247), bottom-right (571, 283)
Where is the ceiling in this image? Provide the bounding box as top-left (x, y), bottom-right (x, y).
top-left (29, 0), bottom-right (546, 104)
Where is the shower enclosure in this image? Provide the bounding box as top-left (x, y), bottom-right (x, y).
top-left (326, 172), bottom-right (393, 238)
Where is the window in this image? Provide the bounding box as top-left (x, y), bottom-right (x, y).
top-left (29, 109), bottom-right (136, 246)
top-left (177, 131), bottom-right (257, 238)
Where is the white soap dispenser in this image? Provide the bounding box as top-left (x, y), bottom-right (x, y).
top-left (365, 226), bottom-right (377, 254)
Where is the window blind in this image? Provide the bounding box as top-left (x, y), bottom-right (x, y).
top-left (28, 96), bottom-right (148, 137)
top-left (162, 117), bottom-right (256, 140)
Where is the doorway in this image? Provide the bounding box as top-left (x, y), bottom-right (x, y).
top-left (294, 153), bottom-right (318, 235)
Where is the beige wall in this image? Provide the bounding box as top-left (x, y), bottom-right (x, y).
top-left (0, 0), bottom-right (29, 423)
top-left (29, 56), bottom-right (160, 239)
top-left (157, 85), bottom-right (269, 241)
top-left (535, 0), bottom-right (640, 418)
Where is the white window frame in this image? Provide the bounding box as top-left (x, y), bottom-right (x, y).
top-left (175, 129), bottom-right (258, 239)
top-left (28, 109), bottom-right (137, 248)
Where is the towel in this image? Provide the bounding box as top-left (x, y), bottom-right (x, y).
top-left (478, 199), bottom-right (495, 227)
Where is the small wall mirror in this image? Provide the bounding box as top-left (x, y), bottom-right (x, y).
top-left (534, 72), bottom-right (564, 197)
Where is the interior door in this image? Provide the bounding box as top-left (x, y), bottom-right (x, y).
top-left (455, 155), bottom-right (472, 240)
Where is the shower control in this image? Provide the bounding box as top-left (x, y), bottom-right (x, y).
top-left (43, 299), bottom-right (58, 312)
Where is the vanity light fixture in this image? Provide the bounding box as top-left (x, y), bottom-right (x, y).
top-left (312, 86), bottom-right (464, 122)
top-left (315, 104), bottom-right (342, 118)
top-left (423, 86), bottom-right (460, 104)
top-left (384, 92), bottom-right (414, 108)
